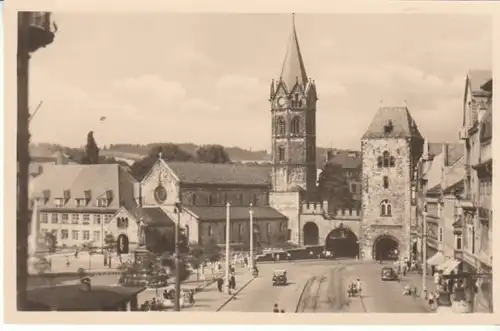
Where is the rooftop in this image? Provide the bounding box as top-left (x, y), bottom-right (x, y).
top-left (134, 207), bottom-right (175, 227)
top-left (467, 69), bottom-right (492, 95)
top-left (26, 284), bottom-right (145, 311)
top-left (279, 14), bottom-right (308, 91)
top-left (166, 161), bottom-right (272, 187)
top-left (29, 164), bottom-right (137, 211)
top-left (362, 106), bottom-right (423, 140)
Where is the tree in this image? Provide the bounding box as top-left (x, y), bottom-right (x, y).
top-left (317, 162), bottom-right (355, 212)
top-left (83, 131), bottom-right (100, 164)
top-left (130, 143), bottom-right (194, 180)
top-left (104, 233), bottom-right (116, 251)
top-left (188, 245), bottom-right (205, 281)
top-left (195, 144), bottom-right (231, 164)
top-left (202, 238), bottom-right (221, 262)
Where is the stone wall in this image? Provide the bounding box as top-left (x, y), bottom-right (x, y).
top-left (360, 138), bottom-right (413, 260)
top-left (270, 191), bottom-right (301, 243)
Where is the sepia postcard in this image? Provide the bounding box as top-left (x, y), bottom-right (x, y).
top-left (3, 0), bottom-right (499, 325)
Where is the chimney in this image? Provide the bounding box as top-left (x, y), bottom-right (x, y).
top-left (326, 149), bottom-right (333, 161)
top-left (106, 189), bottom-right (113, 201)
top-left (84, 190), bottom-right (92, 204)
top-left (442, 143), bottom-right (449, 167)
top-left (63, 189), bottom-right (71, 200)
top-left (42, 190), bottom-right (50, 204)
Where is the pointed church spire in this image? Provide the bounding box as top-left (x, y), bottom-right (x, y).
top-left (280, 13), bottom-right (308, 91)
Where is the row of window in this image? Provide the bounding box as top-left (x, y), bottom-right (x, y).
top-left (207, 222), bottom-right (286, 238)
top-left (275, 116), bottom-right (301, 136)
top-left (42, 228), bottom-right (99, 242)
top-left (40, 212), bottom-right (113, 225)
top-left (52, 197), bottom-right (109, 208)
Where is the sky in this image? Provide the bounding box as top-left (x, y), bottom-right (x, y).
top-left (29, 13), bottom-right (492, 151)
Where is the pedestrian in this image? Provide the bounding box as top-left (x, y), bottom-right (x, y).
top-left (356, 278), bottom-right (362, 295)
top-left (217, 277), bottom-right (223, 292)
top-left (230, 274), bottom-right (236, 290)
top-left (287, 252), bottom-right (291, 262)
top-left (403, 265), bottom-right (407, 277)
top-left (428, 291), bottom-right (435, 310)
top-left (276, 254), bottom-right (280, 263)
top-left (280, 309), bottom-right (285, 313)
top-left (273, 303), bottom-right (279, 313)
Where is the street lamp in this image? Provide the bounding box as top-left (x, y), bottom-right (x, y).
top-left (225, 202), bottom-right (231, 294)
top-left (249, 204), bottom-right (254, 271)
top-left (421, 203), bottom-right (428, 298)
top-left (174, 202), bottom-right (182, 311)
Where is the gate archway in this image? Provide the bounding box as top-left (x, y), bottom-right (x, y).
top-left (325, 227), bottom-right (359, 258)
top-left (116, 234), bottom-right (129, 254)
top-left (373, 235), bottom-right (399, 261)
top-left (303, 222), bottom-right (319, 246)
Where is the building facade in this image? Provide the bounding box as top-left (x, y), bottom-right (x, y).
top-left (360, 107), bottom-right (424, 261)
top-left (28, 164), bottom-right (144, 252)
top-left (459, 71), bottom-right (492, 312)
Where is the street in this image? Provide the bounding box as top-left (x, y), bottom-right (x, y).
top-left (220, 260), bottom-right (432, 313)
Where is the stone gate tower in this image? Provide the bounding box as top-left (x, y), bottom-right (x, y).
top-left (269, 15), bottom-right (318, 194)
top-left (269, 15), bottom-right (318, 245)
top-left (360, 106), bottom-right (424, 261)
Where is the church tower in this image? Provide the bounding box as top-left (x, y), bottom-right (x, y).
top-left (269, 15), bottom-right (318, 195)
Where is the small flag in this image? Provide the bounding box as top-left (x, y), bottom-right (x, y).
top-left (100, 116), bottom-right (107, 121)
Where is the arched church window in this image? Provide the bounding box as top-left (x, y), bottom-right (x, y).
top-left (383, 176), bottom-right (389, 189)
top-left (278, 146), bottom-right (285, 162)
top-left (185, 225), bottom-right (190, 242)
top-left (383, 151), bottom-right (391, 167)
top-left (266, 222), bottom-right (271, 235)
top-left (208, 225), bottom-right (213, 237)
top-left (380, 199), bottom-right (392, 217)
top-left (192, 194), bottom-right (197, 206)
top-left (390, 156), bottom-right (395, 167)
top-left (290, 116), bottom-right (300, 135)
top-left (276, 116), bottom-right (285, 136)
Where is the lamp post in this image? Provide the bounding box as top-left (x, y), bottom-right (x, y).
top-left (225, 202), bottom-right (231, 294)
top-left (174, 202), bottom-right (182, 311)
top-left (249, 204), bottom-right (254, 271)
top-left (422, 203), bottom-right (428, 298)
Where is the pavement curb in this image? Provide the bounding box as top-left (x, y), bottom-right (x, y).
top-left (215, 275), bottom-right (257, 312)
top-left (294, 278), bottom-right (311, 313)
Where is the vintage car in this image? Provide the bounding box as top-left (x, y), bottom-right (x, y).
top-left (381, 267), bottom-right (398, 281)
top-left (272, 270), bottom-right (288, 286)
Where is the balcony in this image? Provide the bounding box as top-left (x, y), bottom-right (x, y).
top-left (20, 12), bottom-right (56, 53)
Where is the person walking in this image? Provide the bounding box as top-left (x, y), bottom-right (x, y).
top-left (217, 277), bottom-right (224, 292)
top-left (273, 303), bottom-right (279, 313)
top-left (428, 291), bottom-right (435, 310)
top-left (230, 274), bottom-right (236, 290)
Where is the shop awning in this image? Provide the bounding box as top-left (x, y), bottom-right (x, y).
top-left (442, 259), bottom-right (461, 275)
top-left (427, 252), bottom-right (445, 266)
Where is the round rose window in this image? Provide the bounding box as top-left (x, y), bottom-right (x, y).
top-left (154, 185), bottom-right (167, 204)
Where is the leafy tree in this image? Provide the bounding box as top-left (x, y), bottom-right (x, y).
top-left (202, 238), bottom-right (221, 262)
top-left (83, 131), bottom-right (100, 164)
top-left (188, 245), bottom-right (205, 281)
top-left (130, 143), bottom-right (194, 180)
top-left (317, 162), bottom-right (355, 212)
top-left (104, 233), bottom-right (116, 251)
top-left (195, 144), bottom-right (231, 164)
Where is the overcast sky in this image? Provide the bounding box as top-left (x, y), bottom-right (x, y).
top-left (29, 13), bottom-right (491, 151)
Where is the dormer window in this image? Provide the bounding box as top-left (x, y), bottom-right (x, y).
top-left (97, 198), bottom-right (108, 208)
top-left (75, 198), bottom-right (87, 207)
top-left (54, 198), bottom-right (65, 207)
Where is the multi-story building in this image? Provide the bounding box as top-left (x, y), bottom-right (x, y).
top-left (28, 164), bottom-right (145, 252)
top-left (417, 142), bottom-right (464, 274)
top-left (458, 70), bottom-right (492, 313)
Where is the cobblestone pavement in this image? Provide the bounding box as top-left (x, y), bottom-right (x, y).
top-left (219, 260), bottom-right (435, 313)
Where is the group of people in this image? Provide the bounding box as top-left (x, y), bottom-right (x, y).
top-left (272, 303), bottom-right (285, 313)
top-left (347, 278), bottom-right (362, 297)
top-left (216, 266), bottom-right (237, 293)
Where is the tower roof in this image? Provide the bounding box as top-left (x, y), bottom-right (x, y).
top-left (362, 106), bottom-right (423, 140)
top-left (280, 14), bottom-right (308, 90)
